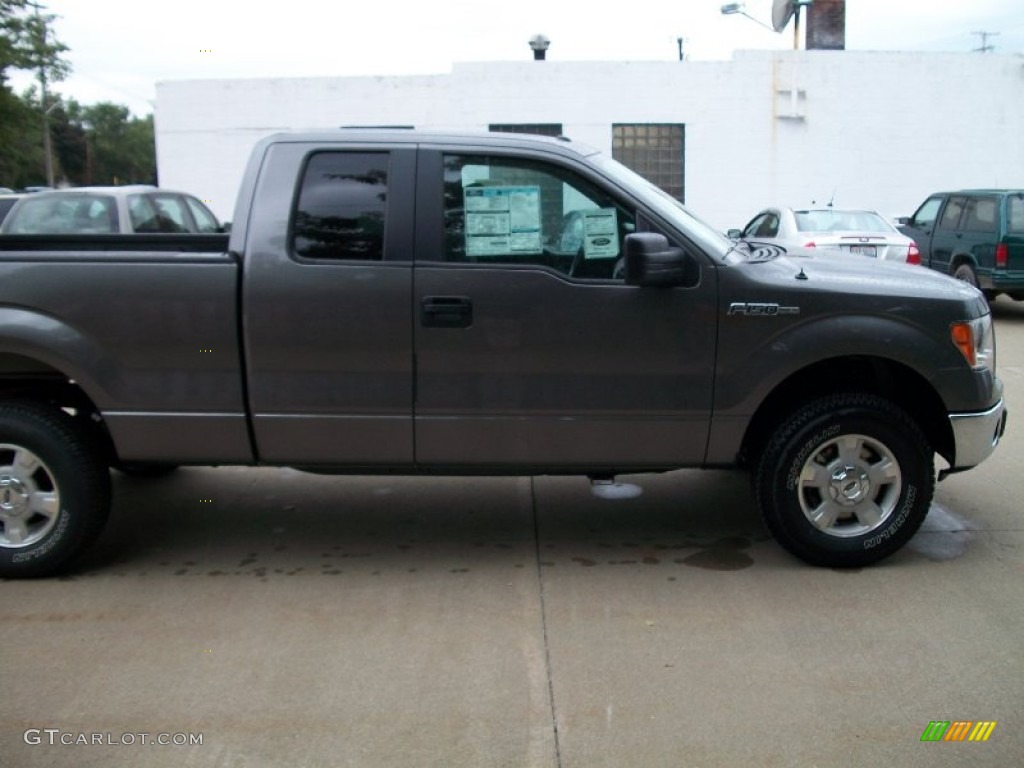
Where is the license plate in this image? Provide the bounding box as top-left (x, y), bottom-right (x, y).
top-left (849, 245), bottom-right (877, 257)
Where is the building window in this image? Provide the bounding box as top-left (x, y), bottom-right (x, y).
top-left (489, 123), bottom-right (563, 137)
top-left (612, 124), bottom-right (685, 203)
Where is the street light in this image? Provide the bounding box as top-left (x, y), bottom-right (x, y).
top-left (720, 3), bottom-right (776, 33)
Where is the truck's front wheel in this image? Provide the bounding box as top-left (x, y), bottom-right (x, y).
top-left (0, 403), bottom-right (110, 578)
top-left (756, 394), bottom-right (933, 567)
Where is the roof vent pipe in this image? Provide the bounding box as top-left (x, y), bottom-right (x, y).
top-left (529, 34), bottom-right (550, 61)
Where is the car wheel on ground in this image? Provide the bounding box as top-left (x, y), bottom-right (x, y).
top-left (0, 402), bottom-right (110, 578)
top-left (755, 394), bottom-right (934, 568)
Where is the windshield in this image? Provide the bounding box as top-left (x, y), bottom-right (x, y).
top-left (592, 155), bottom-right (732, 258)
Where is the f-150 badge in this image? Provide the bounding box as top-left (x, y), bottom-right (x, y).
top-left (727, 302), bottom-right (800, 316)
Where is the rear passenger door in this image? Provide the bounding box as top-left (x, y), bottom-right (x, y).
top-left (412, 146), bottom-right (718, 470)
top-left (958, 195), bottom-right (1001, 284)
top-left (243, 142), bottom-right (415, 465)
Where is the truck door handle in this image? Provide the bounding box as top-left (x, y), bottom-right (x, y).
top-left (421, 296), bottom-right (473, 328)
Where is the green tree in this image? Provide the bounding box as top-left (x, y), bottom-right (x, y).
top-left (0, 0), bottom-right (69, 187)
top-left (79, 102), bottom-right (155, 185)
top-left (0, 0), bottom-right (30, 81)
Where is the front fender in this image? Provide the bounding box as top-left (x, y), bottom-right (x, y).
top-left (705, 312), bottom-right (992, 465)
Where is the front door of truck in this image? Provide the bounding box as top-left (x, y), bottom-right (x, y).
top-left (412, 148), bottom-right (717, 470)
top-left (243, 142), bottom-right (415, 465)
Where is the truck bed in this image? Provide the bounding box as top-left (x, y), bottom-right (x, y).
top-left (0, 234), bottom-right (252, 463)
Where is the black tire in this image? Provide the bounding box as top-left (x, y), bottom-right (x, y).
top-left (953, 263), bottom-right (979, 289)
top-left (0, 402), bottom-right (110, 578)
top-left (755, 394), bottom-right (934, 568)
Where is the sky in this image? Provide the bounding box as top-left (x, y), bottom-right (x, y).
top-left (9, 0), bottom-right (1024, 116)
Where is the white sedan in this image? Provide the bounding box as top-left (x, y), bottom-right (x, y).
top-left (729, 207), bottom-right (921, 264)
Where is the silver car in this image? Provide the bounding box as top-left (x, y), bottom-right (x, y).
top-left (0, 185), bottom-right (221, 235)
top-left (730, 207), bottom-right (921, 264)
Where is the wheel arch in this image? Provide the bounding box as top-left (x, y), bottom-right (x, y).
top-left (0, 352), bottom-right (117, 466)
top-left (740, 355), bottom-right (954, 469)
top-left (949, 252), bottom-right (980, 275)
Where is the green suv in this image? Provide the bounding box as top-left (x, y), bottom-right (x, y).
top-left (898, 190), bottom-right (1024, 301)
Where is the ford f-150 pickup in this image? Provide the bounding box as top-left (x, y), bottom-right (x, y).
top-left (0, 130), bottom-right (1007, 576)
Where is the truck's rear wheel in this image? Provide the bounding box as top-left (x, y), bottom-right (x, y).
top-left (0, 403), bottom-right (110, 578)
top-left (755, 394), bottom-right (933, 567)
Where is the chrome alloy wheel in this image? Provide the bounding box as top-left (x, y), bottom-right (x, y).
top-left (0, 443), bottom-right (61, 548)
top-left (797, 433), bottom-right (902, 538)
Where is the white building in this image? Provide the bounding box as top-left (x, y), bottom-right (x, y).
top-left (155, 50), bottom-right (1024, 230)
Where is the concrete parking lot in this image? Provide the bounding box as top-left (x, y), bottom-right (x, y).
top-left (2, 301), bottom-right (1023, 767)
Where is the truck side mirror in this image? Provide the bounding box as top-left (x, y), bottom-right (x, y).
top-left (894, 217), bottom-right (910, 226)
top-left (624, 232), bottom-right (694, 288)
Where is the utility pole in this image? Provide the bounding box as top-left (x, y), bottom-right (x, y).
top-left (27, 1), bottom-right (55, 187)
top-left (972, 30), bottom-right (999, 53)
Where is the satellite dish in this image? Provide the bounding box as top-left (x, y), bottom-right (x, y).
top-left (771, 0), bottom-right (795, 32)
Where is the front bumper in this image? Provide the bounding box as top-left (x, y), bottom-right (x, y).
top-left (944, 400), bottom-right (1007, 476)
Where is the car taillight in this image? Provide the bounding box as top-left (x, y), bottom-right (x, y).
top-left (803, 241), bottom-right (816, 248)
top-left (996, 243), bottom-right (1008, 269)
top-left (907, 241), bottom-right (921, 265)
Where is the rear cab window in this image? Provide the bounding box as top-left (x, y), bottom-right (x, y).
top-left (290, 152), bottom-right (389, 261)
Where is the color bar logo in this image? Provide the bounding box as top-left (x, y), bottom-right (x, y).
top-left (921, 721), bottom-right (997, 742)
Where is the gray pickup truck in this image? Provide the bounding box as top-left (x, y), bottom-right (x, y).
top-left (0, 131), bottom-right (1007, 576)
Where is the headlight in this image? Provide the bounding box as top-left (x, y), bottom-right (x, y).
top-left (951, 315), bottom-right (996, 373)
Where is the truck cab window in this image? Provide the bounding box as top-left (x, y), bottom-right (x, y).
top-left (442, 154), bottom-right (634, 279)
top-left (292, 152), bottom-right (389, 260)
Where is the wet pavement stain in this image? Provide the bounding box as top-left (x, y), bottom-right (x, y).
top-left (572, 557), bottom-right (598, 567)
top-left (679, 536), bottom-right (754, 571)
top-left (680, 549), bottom-right (753, 571)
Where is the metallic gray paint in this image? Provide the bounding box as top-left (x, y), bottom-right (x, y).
top-left (0, 131), bottom-right (1005, 479)
top-left (414, 265), bottom-right (718, 467)
top-left (0, 254), bottom-right (251, 463)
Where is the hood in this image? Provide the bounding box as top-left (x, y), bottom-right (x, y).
top-left (732, 244), bottom-right (988, 316)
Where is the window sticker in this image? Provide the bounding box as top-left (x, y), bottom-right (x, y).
top-left (582, 208), bottom-right (619, 258)
top-left (464, 186), bottom-right (542, 257)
